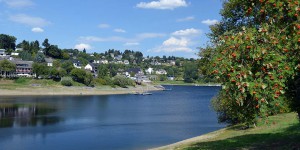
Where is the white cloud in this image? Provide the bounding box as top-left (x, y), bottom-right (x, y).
top-left (136, 33), bottom-right (166, 39)
top-left (1, 0), bottom-right (34, 8)
top-left (79, 33), bottom-right (166, 43)
top-left (79, 36), bottom-right (130, 43)
top-left (201, 19), bottom-right (219, 25)
top-left (31, 27), bottom-right (44, 33)
top-left (98, 23), bottom-right (110, 28)
top-left (74, 43), bottom-right (92, 51)
top-left (171, 28), bottom-right (201, 37)
top-left (124, 42), bottom-right (140, 46)
top-left (9, 14), bottom-right (50, 27)
top-left (177, 16), bottom-right (194, 22)
top-left (114, 28), bottom-right (126, 33)
top-left (151, 37), bottom-right (194, 53)
top-left (136, 0), bottom-right (188, 10)
top-left (163, 37), bottom-right (189, 47)
top-left (149, 28), bottom-right (202, 53)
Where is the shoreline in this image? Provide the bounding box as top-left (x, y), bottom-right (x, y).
top-left (0, 85), bottom-right (162, 96)
top-left (150, 129), bottom-right (226, 150)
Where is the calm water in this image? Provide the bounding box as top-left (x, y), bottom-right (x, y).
top-left (0, 86), bottom-right (223, 150)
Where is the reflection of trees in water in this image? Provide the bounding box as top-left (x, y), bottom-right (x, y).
top-left (0, 104), bottom-right (62, 128)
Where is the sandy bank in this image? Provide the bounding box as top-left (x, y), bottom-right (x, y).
top-left (0, 85), bottom-right (162, 96)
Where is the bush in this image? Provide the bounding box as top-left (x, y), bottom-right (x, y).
top-left (61, 77), bottom-right (72, 86)
top-left (113, 75), bottom-right (134, 88)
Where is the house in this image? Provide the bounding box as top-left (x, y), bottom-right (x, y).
top-left (11, 52), bottom-right (19, 56)
top-left (45, 58), bottom-right (54, 67)
top-left (84, 63), bottom-right (98, 77)
top-left (15, 48), bottom-right (23, 51)
top-left (0, 58), bottom-right (34, 77)
top-left (169, 60), bottom-right (176, 66)
top-left (125, 68), bottom-right (143, 77)
top-left (145, 67), bottom-right (154, 74)
top-left (73, 60), bottom-right (82, 69)
top-left (123, 60), bottom-right (129, 65)
top-left (93, 60), bottom-right (100, 64)
top-left (0, 49), bottom-right (6, 56)
top-left (156, 69), bottom-right (167, 75)
top-left (13, 60), bottom-right (34, 77)
top-left (168, 76), bottom-right (175, 81)
top-left (115, 55), bottom-right (122, 61)
top-left (100, 59), bottom-right (108, 64)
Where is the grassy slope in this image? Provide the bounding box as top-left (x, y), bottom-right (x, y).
top-left (158, 113), bottom-right (300, 150)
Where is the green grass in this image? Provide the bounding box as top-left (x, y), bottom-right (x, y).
top-left (177, 113), bottom-right (300, 150)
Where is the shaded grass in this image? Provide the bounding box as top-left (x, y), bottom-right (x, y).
top-left (176, 113), bottom-right (300, 150)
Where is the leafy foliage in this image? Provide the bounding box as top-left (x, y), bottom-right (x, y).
top-left (0, 59), bottom-right (16, 78)
top-left (61, 77), bottom-right (73, 86)
top-left (113, 75), bottom-right (134, 88)
top-left (0, 34), bottom-right (16, 50)
top-left (32, 63), bottom-right (48, 78)
top-left (206, 0), bottom-right (300, 125)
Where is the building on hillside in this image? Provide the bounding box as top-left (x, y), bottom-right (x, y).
top-left (0, 49), bottom-right (6, 56)
top-left (125, 68), bottom-right (143, 77)
top-left (45, 58), bottom-right (54, 67)
top-left (11, 52), bottom-right (19, 56)
top-left (15, 48), bottom-right (23, 51)
top-left (13, 60), bottom-right (34, 77)
top-left (123, 60), bottom-right (129, 65)
top-left (84, 63), bottom-right (98, 77)
top-left (73, 60), bottom-right (82, 69)
top-left (156, 69), bottom-right (167, 75)
top-left (145, 68), bottom-right (154, 74)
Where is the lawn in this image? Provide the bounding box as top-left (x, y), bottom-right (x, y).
top-left (159, 113), bottom-right (300, 150)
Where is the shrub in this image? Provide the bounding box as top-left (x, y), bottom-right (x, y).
top-left (113, 75), bottom-right (134, 88)
top-left (61, 77), bottom-right (72, 86)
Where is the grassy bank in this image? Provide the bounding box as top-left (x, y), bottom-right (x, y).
top-left (155, 112), bottom-right (300, 150)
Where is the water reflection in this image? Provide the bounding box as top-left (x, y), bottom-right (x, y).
top-left (0, 104), bottom-right (62, 128)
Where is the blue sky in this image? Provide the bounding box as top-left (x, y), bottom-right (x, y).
top-left (0, 0), bottom-right (223, 58)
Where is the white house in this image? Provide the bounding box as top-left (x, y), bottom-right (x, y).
top-left (45, 58), bottom-right (54, 67)
top-left (145, 67), bottom-right (154, 74)
top-left (73, 60), bottom-right (82, 69)
top-left (156, 69), bottom-right (167, 75)
top-left (84, 63), bottom-right (93, 71)
top-left (15, 48), bottom-right (23, 51)
top-left (11, 52), bottom-right (19, 56)
top-left (124, 60), bottom-right (129, 65)
top-left (0, 49), bottom-right (6, 56)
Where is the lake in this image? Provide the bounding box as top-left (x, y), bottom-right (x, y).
top-left (0, 85), bottom-right (224, 150)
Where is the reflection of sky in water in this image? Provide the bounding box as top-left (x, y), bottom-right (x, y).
top-left (0, 86), bottom-right (224, 150)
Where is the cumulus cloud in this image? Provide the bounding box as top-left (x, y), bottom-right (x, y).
top-left (201, 19), bottom-right (219, 25)
top-left (136, 0), bottom-right (188, 10)
top-left (114, 28), bottom-right (126, 33)
top-left (171, 28), bottom-right (201, 37)
top-left (74, 43), bottom-right (92, 51)
top-left (31, 27), bottom-right (44, 33)
top-left (1, 0), bottom-right (34, 8)
top-left (163, 37), bottom-right (188, 47)
top-left (124, 42), bottom-right (140, 46)
top-left (98, 23), bottom-right (110, 28)
top-left (9, 14), bottom-right (50, 27)
top-left (149, 28), bottom-right (202, 53)
top-left (176, 16), bottom-right (194, 22)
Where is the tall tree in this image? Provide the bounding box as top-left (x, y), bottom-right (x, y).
top-left (0, 34), bottom-right (16, 50)
top-left (0, 59), bottom-right (16, 78)
top-left (206, 0), bottom-right (300, 125)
